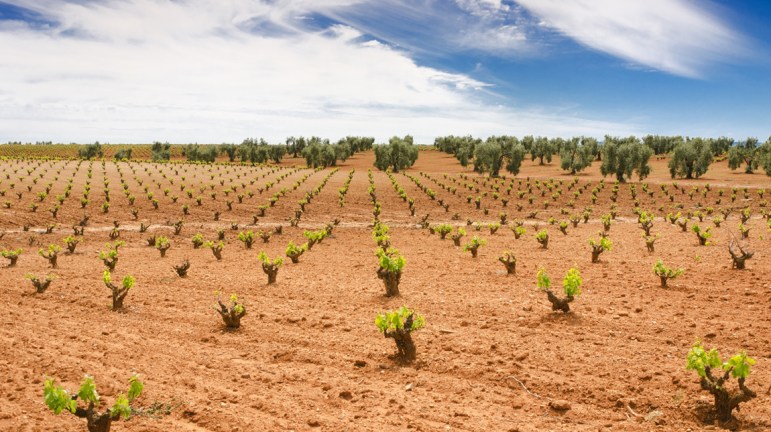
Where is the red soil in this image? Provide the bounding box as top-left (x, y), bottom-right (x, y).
top-left (0, 150), bottom-right (769, 431)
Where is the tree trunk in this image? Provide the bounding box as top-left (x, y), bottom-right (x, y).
top-left (385, 330), bottom-right (416, 362)
top-left (545, 290), bottom-right (573, 313)
top-left (75, 407), bottom-right (113, 432)
top-left (378, 269), bottom-right (401, 297)
top-left (591, 249), bottom-right (601, 263)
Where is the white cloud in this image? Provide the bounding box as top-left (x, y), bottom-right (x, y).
top-left (515, 0), bottom-right (747, 78)
top-left (0, 0), bottom-right (638, 143)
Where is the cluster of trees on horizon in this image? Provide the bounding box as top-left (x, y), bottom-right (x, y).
top-left (9, 133), bottom-right (771, 179)
top-left (434, 134), bottom-right (771, 180)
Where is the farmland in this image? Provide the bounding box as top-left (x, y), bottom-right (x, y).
top-left (0, 149), bottom-right (769, 432)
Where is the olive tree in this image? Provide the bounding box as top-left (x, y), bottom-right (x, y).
top-left (711, 136), bottom-right (734, 156)
top-left (151, 141), bottom-right (171, 161)
top-left (473, 136), bottom-right (525, 177)
top-left (728, 137), bottom-right (761, 174)
top-left (78, 142), bottom-right (103, 160)
top-left (559, 137), bottom-right (595, 174)
top-left (600, 136), bottom-right (653, 182)
top-left (669, 137), bottom-right (713, 179)
top-left (285, 136), bottom-right (306, 157)
top-left (219, 143), bottom-right (238, 162)
top-left (434, 135), bottom-right (480, 167)
top-left (530, 136), bottom-right (554, 165)
top-left (643, 135), bottom-right (681, 155)
top-left (762, 137), bottom-right (771, 177)
top-left (373, 135), bottom-right (418, 172)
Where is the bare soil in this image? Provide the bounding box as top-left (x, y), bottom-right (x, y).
top-left (0, 150), bottom-right (769, 431)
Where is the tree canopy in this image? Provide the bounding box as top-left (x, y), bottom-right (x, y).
top-left (472, 136), bottom-right (525, 177)
top-left (559, 137), bottom-right (596, 174)
top-left (668, 138), bottom-right (713, 179)
top-left (374, 135), bottom-right (418, 172)
top-left (600, 136), bottom-right (653, 182)
top-left (728, 137), bottom-right (761, 174)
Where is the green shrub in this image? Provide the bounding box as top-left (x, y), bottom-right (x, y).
top-left (512, 225), bottom-right (526, 240)
top-left (537, 267), bottom-right (581, 313)
top-left (498, 251), bottom-right (517, 274)
top-left (738, 223), bottom-right (750, 239)
top-left (588, 236), bottom-right (612, 263)
top-left (435, 224), bottom-right (453, 240)
top-left (257, 252), bottom-right (283, 284)
top-left (691, 224), bottom-right (712, 246)
top-left (535, 229), bottom-right (549, 248)
top-left (155, 236), bottom-right (170, 257)
top-left (643, 233), bottom-right (659, 253)
top-left (215, 292), bottom-right (246, 329)
top-left (451, 227), bottom-right (466, 246)
top-left (285, 241), bottom-right (308, 264)
top-left (103, 270), bottom-right (134, 311)
top-left (203, 240), bottom-right (224, 260)
top-left (488, 222), bottom-right (501, 235)
top-left (638, 211), bottom-right (654, 235)
top-left (44, 374), bottom-right (144, 432)
top-left (376, 247), bottom-right (405, 297)
top-left (601, 213), bottom-right (612, 232)
top-left (26, 273), bottom-right (54, 294)
top-left (63, 235), bottom-right (80, 254)
top-left (1, 247), bottom-right (22, 267)
top-left (686, 341), bottom-right (757, 422)
top-left (375, 306), bottom-right (425, 361)
top-left (39, 244), bottom-right (62, 268)
top-left (98, 241), bottom-right (124, 271)
top-left (652, 259), bottom-right (684, 288)
top-left (237, 230), bottom-right (255, 249)
top-left (463, 235), bottom-right (486, 258)
top-left (191, 233), bottom-right (204, 249)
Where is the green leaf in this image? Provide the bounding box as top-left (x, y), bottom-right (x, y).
top-left (686, 341), bottom-right (722, 378)
top-left (536, 268), bottom-right (550, 290)
top-left (562, 267), bottom-right (582, 297)
top-left (77, 375), bottom-right (100, 405)
top-left (724, 352), bottom-right (755, 379)
top-left (110, 394), bottom-right (132, 419)
top-left (127, 374), bottom-right (144, 403)
top-left (44, 378), bottom-right (76, 415)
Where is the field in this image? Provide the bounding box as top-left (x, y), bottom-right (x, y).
top-left (0, 150), bottom-right (769, 431)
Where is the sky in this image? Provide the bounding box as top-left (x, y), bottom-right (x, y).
top-left (0, 0), bottom-right (770, 144)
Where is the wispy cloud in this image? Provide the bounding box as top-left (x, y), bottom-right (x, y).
top-left (0, 0), bottom-right (641, 143)
top-left (515, 0), bottom-right (747, 78)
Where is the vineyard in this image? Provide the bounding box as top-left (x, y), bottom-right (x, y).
top-left (0, 149), bottom-right (769, 431)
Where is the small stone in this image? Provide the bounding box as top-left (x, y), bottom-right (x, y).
top-left (354, 360), bottom-right (367, 368)
top-left (405, 383), bottom-right (413, 391)
top-left (339, 391), bottom-right (353, 400)
top-left (307, 420), bottom-right (320, 427)
top-left (549, 399), bottom-right (571, 411)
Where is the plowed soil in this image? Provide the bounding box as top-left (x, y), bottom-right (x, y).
top-left (0, 150), bottom-right (769, 432)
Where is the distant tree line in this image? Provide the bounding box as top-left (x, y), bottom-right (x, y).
top-left (435, 134), bottom-right (771, 179)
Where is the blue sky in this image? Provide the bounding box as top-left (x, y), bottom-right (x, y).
top-left (0, 0), bottom-right (769, 143)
